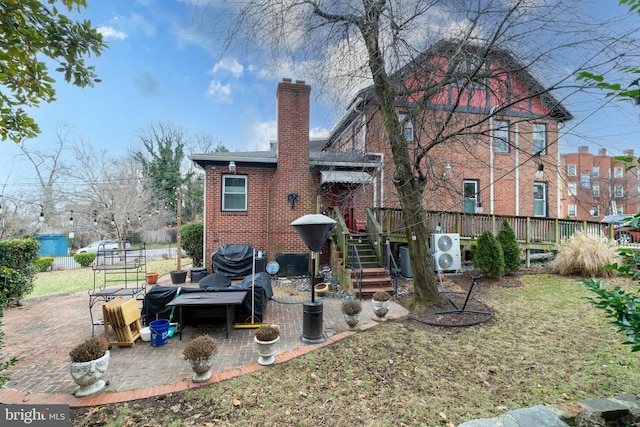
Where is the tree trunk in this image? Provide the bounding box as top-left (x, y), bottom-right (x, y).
top-left (357, 4), bottom-right (441, 307)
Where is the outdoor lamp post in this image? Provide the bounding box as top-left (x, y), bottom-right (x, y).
top-left (291, 214), bottom-right (337, 344)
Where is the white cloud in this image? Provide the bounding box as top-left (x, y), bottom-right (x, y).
top-left (205, 80), bottom-right (233, 102)
top-left (210, 59), bottom-right (244, 78)
top-left (97, 26), bottom-right (128, 40)
top-left (243, 120), bottom-right (276, 151)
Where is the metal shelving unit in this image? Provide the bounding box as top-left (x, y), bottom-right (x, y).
top-left (89, 242), bottom-right (147, 334)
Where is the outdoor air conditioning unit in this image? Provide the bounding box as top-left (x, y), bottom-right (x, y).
top-left (431, 233), bottom-right (461, 272)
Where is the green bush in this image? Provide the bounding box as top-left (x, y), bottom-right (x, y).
top-left (472, 230), bottom-right (505, 277)
top-left (34, 257), bottom-right (54, 272)
top-left (0, 238), bottom-right (40, 305)
top-left (73, 252), bottom-right (96, 267)
top-left (181, 222), bottom-right (204, 267)
top-left (497, 220), bottom-right (521, 273)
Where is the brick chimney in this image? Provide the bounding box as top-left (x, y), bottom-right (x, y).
top-left (598, 148), bottom-right (607, 156)
top-left (268, 79), bottom-right (315, 257)
top-left (623, 149), bottom-right (635, 157)
top-left (578, 146), bottom-right (589, 154)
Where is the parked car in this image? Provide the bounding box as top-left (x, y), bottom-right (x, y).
top-left (77, 240), bottom-right (131, 254)
top-left (601, 214), bottom-right (640, 243)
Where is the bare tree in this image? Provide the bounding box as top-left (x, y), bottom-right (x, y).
top-left (68, 140), bottom-right (155, 245)
top-left (200, 0), bottom-right (638, 306)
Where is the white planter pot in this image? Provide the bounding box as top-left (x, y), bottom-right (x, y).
top-left (254, 336), bottom-right (280, 366)
top-left (188, 354), bottom-right (216, 383)
top-left (344, 313), bottom-right (360, 330)
top-left (371, 299), bottom-right (390, 322)
top-left (69, 350), bottom-right (110, 397)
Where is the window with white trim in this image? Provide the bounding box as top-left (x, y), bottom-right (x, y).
top-left (567, 164), bottom-right (576, 176)
top-left (398, 113), bottom-right (414, 142)
top-left (532, 123), bottom-right (547, 155)
top-left (614, 167), bottom-right (623, 178)
top-left (592, 183), bottom-right (600, 197)
top-left (567, 184), bottom-right (577, 196)
top-left (614, 185), bottom-right (624, 198)
top-left (222, 175), bottom-right (248, 211)
top-left (592, 166), bottom-right (599, 177)
top-left (494, 120), bottom-right (510, 153)
top-left (591, 205), bottom-right (599, 217)
top-left (580, 173), bottom-right (590, 189)
top-left (568, 204), bottom-right (576, 217)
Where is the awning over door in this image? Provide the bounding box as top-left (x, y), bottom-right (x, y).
top-left (320, 170), bottom-right (373, 184)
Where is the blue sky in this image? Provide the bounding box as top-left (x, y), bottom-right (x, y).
top-left (1, 0), bottom-right (639, 193)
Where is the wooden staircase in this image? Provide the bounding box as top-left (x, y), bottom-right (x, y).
top-left (346, 234), bottom-right (395, 299)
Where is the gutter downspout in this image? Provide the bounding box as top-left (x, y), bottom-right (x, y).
top-left (515, 122), bottom-right (519, 216)
top-left (489, 106), bottom-right (498, 214)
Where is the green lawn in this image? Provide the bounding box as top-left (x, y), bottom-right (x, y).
top-left (29, 258), bottom-right (191, 299)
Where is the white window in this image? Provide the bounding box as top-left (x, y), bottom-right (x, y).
top-left (614, 167), bottom-right (623, 178)
top-left (222, 175), bottom-right (248, 211)
top-left (591, 205), bottom-right (599, 217)
top-left (617, 206), bottom-right (624, 215)
top-left (463, 180), bottom-right (480, 213)
top-left (592, 184), bottom-right (600, 197)
top-left (494, 120), bottom-right (510, 153)
top-left (614, 185), bottom-right (624, 198)
top-left (398, 113), bottom-right (414, 142)
top-left (567, 164), bottom-right (576, 176)
top-left (580, 173), bottom-right (590, 189)
top-left (568, 204), bottom-right (576, 217)
top-left (534, 182), bottom-right (547, 217)
top-left (533, 123), bottom-right (547, 155)
top-left (592, 166), bottom-right (599, 177)
top-left (567, 184), bottom-right (577, 196)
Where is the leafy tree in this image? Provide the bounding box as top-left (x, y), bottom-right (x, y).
top-left (0, 0), bottom-right (105, 142)
top-left (473, 230), bottom-right (505, 277)
top-left (497, 220), bottom-right (521, 273)
top-left (132, 122), bottom-right (192, 219)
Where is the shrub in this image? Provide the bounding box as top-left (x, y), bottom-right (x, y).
top-left (372, 291), bottom-right (391, 301)
top-left (497, 220), bottom-right (521, 273)
top-left (183, 335), bottom-right (218, 360)
top-left (342, 300), bottom-right (362, 315)
top-left (181, 222), bottom-right (204, 267)
top-left (69, 336), bottom-right (109, 363)
top-left (0, 238), bottom-right (40, 305)
top-left (73, 252), bottom-right (96, 267)
top-left (34, 257), bottom-right (54, 272)
top-left (255, 325), bottom-right (280, 341)
top-left (472, 230), bottom-right (505, 277)
top-left (552, 232), bottom-right (617, 278)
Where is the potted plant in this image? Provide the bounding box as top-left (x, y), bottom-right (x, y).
top-left (183, 335), bottom-right (218, 383)
top-left (69, 336), bottom-right (110, 397)
top-left (254, 325), bottom-right (280, 366)
top-left (371, 291), bottom-right (391, 322)
top-left (342, 299), bottom-right (362, 330)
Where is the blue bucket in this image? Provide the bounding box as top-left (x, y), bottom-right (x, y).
top-left (149, 319), bottom-right (170, 347)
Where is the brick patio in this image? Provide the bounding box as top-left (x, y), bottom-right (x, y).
top-left (0, 273), bottom-right (407, 407)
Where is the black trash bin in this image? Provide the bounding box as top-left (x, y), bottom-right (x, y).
top-left (190, 267), bottom-right (208, 283)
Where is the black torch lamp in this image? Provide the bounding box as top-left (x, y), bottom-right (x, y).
top-left (291, 214), bottom-right (337, 344)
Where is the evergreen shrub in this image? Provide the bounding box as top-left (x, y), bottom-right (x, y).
top-left (73, 252), bottom-right (96, 267)
top-left (472, 230), bottom-right (505, 277)
top-left (181, 222), bottom-right (204, 267)
top-left (497, 220), bottom-right (521, 273)
top-left (34, 257), bottom-right (54, 272)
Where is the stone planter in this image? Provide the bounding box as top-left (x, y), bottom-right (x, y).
top-left (69, 351), bottom-right (110, 397)
top-left (371, 299), bottom-right (390, 322)
top-left (188, 354), bottom-right (216, 383)
top-left (344, 313), bottom-right (360, 330)
top-left (254, 336), bottom-right (280, 366)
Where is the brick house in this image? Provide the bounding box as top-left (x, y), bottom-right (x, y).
top-left (560, 146), bottom-right (640, 220)
top-left (190, 79), bottom-right (379, 274)
top-left (323, 42), bottom-right (572, 221)
top-left (191, 42), bottom-right (572, 272)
